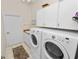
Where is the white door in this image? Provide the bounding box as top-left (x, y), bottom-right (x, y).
top-left (3, 15), bottom-right (23, 46)
top-left (58, 0), bottom-right (78, 30)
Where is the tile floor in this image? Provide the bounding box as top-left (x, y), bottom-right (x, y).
top-left (5, 42), bottom-right (32, 59)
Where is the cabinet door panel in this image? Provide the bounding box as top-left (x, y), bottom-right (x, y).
top-left (36, 2), bottom-right (59, 28)
top-left (36, 9), bottom-right (46, 27)
top-left (44, 2), bottom-right (59, 28)
top-left (58, 0), bottom-right (78, 30)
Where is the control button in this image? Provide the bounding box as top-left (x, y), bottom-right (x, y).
top-left (52, 36), bottom-right (55, 39)
top-left (65, 38), bottom-right (69, 40)
top-left (37, 31), bottom-right (39, 32)
top-left (62, 40), bottom-right (64, 42)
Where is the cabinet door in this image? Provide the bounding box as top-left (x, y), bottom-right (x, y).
top-left (36, 2), bottom-right (59, 28)
top-left (58, 0), bottom-right (78, 30)
top-left (4, 15), bottom-right (23, 46)
top-left (44, 2), bottom-right (59, 28)
top-left (36, 9), bottom-right (46, 27)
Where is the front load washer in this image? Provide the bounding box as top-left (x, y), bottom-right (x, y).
top-left (41, 29), bottom-right (78, 59)
top-left (29, 28), bottom-right (42, 59)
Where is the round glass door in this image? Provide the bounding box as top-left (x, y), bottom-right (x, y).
top-left (45, 42), bottom-right (64, 59)
top-left (31, 34), bottom-right (37, 46)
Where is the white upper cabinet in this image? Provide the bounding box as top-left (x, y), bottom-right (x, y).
top-left (44, 2), bottom-right (59, 28)
top-left (36, 1), bottom-right (59, 28)
top-left (36, 0), bottom-right (78, 30)
top-left (58, 0), bottom-right (78, 30)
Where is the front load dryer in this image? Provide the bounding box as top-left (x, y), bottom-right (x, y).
top-left (41, 29), bottom-right (78, 59)
top-left (29, 28), bottom-right (42, 59)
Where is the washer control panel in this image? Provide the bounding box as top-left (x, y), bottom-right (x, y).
top-left (65, 37), bottom-right (70, 44)
top-left (51, 35), bottom-right (71, 44)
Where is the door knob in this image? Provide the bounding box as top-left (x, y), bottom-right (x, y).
top-left (7, 32), bottom-right (10, 34)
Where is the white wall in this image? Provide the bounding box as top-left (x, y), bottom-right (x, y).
top-left (1, 0), bottom-right (32, 56)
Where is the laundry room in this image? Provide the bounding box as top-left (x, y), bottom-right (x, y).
top-left (1, 0), bottom-right (78, 59)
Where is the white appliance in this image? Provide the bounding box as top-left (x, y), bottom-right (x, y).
top-left (36, 0), bottom-right (78, 30)
top-left (41, 29), bottom-right (78, 59)
top-left (29, 28), bottom-right (42, 59)
top-left (23, 31), bottom-right (31, 49)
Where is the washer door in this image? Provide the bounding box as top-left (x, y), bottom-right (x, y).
top-left (44, 40), bottom-right (69, 59)
top-left (45, 42), bottom-right (64, 59)
top-left (31, 34), bottom-right (38, 47)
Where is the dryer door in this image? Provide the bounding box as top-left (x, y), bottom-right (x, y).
top-left (30, 34), bottom-right (38, 47)
top-left (44, 40), bottom-right (69, 59)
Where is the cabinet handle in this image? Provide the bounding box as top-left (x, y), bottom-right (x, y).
top-left (72, 17), bottom-right (78, 22)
